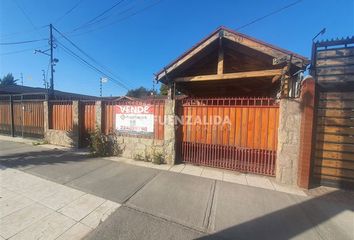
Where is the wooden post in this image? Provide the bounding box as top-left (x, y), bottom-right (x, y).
top-left (217, 38), bottom-right (224, 75)
top-left (298, 77), bottom-right (316, 188)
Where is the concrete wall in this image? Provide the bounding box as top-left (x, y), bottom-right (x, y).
top-left (276, 98), bottom-right (302, 186)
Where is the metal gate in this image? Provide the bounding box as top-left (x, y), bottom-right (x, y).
top-left (0, 95), bottom-right (44, 138)
top-left (177, 97), bottom-right (279, 176)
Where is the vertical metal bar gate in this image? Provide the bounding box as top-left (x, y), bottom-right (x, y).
top-left (177, 97), bottom-right (279, 176)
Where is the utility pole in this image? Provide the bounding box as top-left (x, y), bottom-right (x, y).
top-left (20, 73), bottom-right (23, 86)
top-left (100, 77), bottom-right (107, 97)
top-left (100, 78), bottom-right (102, 97)
top-left (42, 70), bottom-right (46, 89)
top-left (34, 24), bottom-right (58, 96)
top-left (49, 24), bottom-right (54, 95)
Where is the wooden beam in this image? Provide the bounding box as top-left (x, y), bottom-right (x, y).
top-left (156, 34), bottom-right (219, 80)
top-left (217, 39), bottom-right (224, 74)
top-left (174, 69), bottom-right (283, 82)
top-left (223, 31), bottom-right (308, 67)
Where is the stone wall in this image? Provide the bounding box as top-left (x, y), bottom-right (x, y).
top-left (45, 129), bottom-right (77, 147)
top-left (163, 99), bottom-right (176, 165)
top-left (276, 98), bottom-right (302, 186)
top-left (116, 136), bottom-right (164, 160)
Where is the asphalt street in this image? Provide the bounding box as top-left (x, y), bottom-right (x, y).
top-left (1, 139), bottom-right (353, 240)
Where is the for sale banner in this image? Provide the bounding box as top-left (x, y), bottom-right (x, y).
top-left (115, 105), bottom-right (154, 134)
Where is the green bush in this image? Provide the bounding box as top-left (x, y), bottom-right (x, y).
top-left (152, 152), bottom-right (165, 165)
top-left (88, 129), bottom-right (122, 157)
top-left (133, 153), bottom-right (144, 161)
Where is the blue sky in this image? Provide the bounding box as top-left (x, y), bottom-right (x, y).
top-left (1, 0), bottom-right (353, 96)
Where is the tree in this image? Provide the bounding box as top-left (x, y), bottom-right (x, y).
top-left (126, 86), bottom-right (156, 98)
top-left (159, 83), bottom-right (169, 96)
top-left (0, 73), bottom-right (18, 86)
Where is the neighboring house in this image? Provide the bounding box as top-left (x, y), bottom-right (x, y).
top-left (0, 85), bottom-right (99, 100)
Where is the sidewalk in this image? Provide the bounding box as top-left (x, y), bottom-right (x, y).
top-left (0, 167), bottom-right (119, 240)
top-left (106, 156), bottom-right (307, 196)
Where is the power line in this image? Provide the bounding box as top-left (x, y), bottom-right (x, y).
top-left (69, 0), bottom-right (163, 36)
top-left (0, 25), bottom-right (48, 41)
top-left (56, 40), bottom-right (129, 90)
top-left (0, 38), bottom-right (48, 45)
top-left (55, 0), bottom-right (85, 24)
top-left (13, 0), bottom-right (38, 30)
top-left (73, 0), bottom-right (126, 31)
top-left (0, 45), bottom-right (47, 56)
top-left (236, 0), bottom-right (303, 31)
top-left (71, 0), bottom-right (138, 33)
top-left (53, 25), bottom-right (130, 88)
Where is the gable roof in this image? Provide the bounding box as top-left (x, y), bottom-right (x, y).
top-left (155, 26), bottom-right (309, 81)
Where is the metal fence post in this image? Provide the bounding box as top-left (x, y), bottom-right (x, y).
top-left (9, 95), bottom-right (15, 137)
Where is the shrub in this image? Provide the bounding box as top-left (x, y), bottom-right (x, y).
top-left (134, 153), bottom-right (144, 161)
top-left (88, 129), bottom-right (122, 157)
top-left (152, 152), bottom-right (165, 165)
top-left (144, 153), bottom-right (151, 162)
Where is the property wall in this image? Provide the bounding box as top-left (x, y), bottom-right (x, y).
top-left (116, 136), bottom-right (164, 159)
top-left (276, 98), bottom-right (302, 186)
top-left (44, 101), bottom-right (80, 147)
top-left (114, 99), bottom-right (176, 165)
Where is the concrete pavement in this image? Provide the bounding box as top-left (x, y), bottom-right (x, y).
top-left (1, 138), bottom-right (353, 240)
top-left (0, 168), bottom-right (120, 240)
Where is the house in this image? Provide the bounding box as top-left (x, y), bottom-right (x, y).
top-left (0, 85), bottom-right (98, 100)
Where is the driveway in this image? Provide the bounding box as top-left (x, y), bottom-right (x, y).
top-left (1, 139), bottom-right (353, 240)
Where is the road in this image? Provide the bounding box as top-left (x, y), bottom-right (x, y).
top-left (1, 139), bottom-right (353, 240)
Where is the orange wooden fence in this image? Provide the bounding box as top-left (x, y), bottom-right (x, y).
top-left (178, 97), bottom-right (279, 176)
top-left (80, 101), bottom-right (96, 146)
top-left (80, 101), bottom-right (96, 134)
top-left (102, 100), bottom-right (165, 140)
top-left (0, 99), bottom-right (44, 137)
top-left (0, 101), bottom-right (12, 134)
top-left (49, 101), bottom-right (73, 131)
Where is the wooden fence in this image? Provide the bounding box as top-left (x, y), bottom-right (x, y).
top-left (178, 97), bottom-right (279, 176)
top-left (0, 100), bottom-right (12, 135)
top-left (0, 98), bottom-right (44, 138)
top-left (80, 101), bottom-right (96, 146)
top-left (49, 101), bottom-right (73, 131)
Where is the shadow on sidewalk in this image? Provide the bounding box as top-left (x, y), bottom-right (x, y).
top-left (198, 190), bottom-right (354, 240)
top-left (0, 149), bottom-right (94, 169)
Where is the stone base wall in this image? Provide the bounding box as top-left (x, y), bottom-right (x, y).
top-left (116, 136), bottom-right (164, 160)
top-left (45, 129), bottom-right (78, 147)
top-left (276, 98), bottom-right (302, 186)
top-left (163, 99), bottom-right (175, 165)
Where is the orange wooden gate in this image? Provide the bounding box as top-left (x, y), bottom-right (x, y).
top-left (80, 101), bottom-right (96, 147)
top-left (11, 100), bottom-right (44, 138)
top-left (177, 97), bottom-right (279, 176)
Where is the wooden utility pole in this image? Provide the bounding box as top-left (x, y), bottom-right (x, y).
top-left (49, 24), bottom-right (54, 95)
